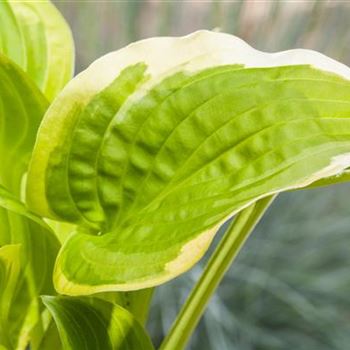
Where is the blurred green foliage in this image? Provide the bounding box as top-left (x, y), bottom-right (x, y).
top-left (54, 1), bottom-right (350, 349)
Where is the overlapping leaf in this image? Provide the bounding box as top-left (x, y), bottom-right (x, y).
top-left (26, 31), bottom-right (350, 295)
top-left (42, 296), bottom-right (154, 350)
top-left (0, 244), bottom-right (21, 349)
top-left (0, 0), bottom-right (74, 100)
top-left (0, 54), bottom-right (48, 195)
top-left (0, 186), bottom-right (60, 350)
top-left (0, 51), bottom-right (59, 349)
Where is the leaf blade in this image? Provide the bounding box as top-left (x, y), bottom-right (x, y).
top-left (42, 296), bottom-right (154, 350)
top-left (26, 31), bottom-right (350, 294)
top-left (0, 185), bottom-right (60, 349)
top-left (0, 54), bottom-right (48, 195)
top-left (1, 0), bottom-right (74, 100)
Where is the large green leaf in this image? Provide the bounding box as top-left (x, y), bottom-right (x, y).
top-left (0, 186), bottom-right (60, 350)
top-left (26, 31), bottom-right (350, 295)
top-left (0, 0), bottom-right (74, 100)
top-left (42, 296), bottom-right (154, 350)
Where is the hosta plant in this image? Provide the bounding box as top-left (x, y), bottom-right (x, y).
top-left (1, 1), bottom-right (350, 349)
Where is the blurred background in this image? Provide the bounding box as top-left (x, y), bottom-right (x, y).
top-left (54, 1), bottom-right (350, 349)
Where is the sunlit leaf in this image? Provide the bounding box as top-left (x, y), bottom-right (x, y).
top-left (42, 296), bottom-right (154, 350)
top-left (0, 244), bottom-right (21, 349)
top-left (0, 0), bottom-right (74, 100)
top-left (0, 31), bottom-right (59, 348)
top-left (0, 186), bottom-right (60, 349)
top-left (26, 31), bottom-right (350, 295)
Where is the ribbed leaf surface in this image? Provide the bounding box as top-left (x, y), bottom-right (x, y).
top-left (26, 31), bottom-right (350, 295)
